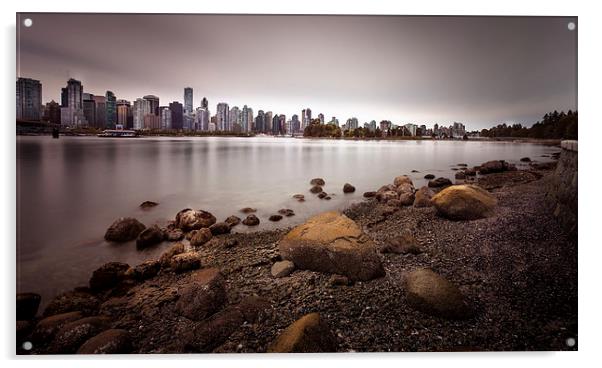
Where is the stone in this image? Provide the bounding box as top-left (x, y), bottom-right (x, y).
top-left (43, 289), bottom-right (100, 317)
top-left (278, 208), bottom-right (295, 217)
top-left (376, 190), bottom-right (398, 203)
top-left (104, 218), bottom-right (146, 242)
top-left (310, 185), bottom-right (323, 194)
top-left (267, 313), bottom-right (338, 353)
top-left (159, 242), bottom-right (185, 268)
top-left (164, 228), bottom-right (184, 241)
top-left (363, 191), bottom-right (376, 198)
top-left (413, 186), bottom-right (435, 208)
top-left (317, 192), bottom-right (327, 199)
top-left (520, 157), bottom-right (531, 162)
top-left (209, 222), bottom-right (231, 235)
top-left (269, 214), bottom-right (283, 222)
top-left (293, 194), bottom-right (305, 200)
top-left (324, 196), bottom-right (332, 200)
top-left (478, 160), bottom-right (506, 174)
top-left (139, 201), bottom-right (158, 209)
top-left (330, 275), bottom-right (350, 287)
top-left (242, 214), bottom-right (260, 226)
top-left (89, 262), bottom-right (130, 292)
top-left (240, 207), bottom-right (257, 214)
top-left (223, 239), bottom-right (239, 249)
top-left (310, 178), bottom-right (326, 186)
top-left (170, 252), bottom-right (202, 273)
top-left (382, 230), bottom-right (421, 254)
top-left (424, 174), bottom-right (435, 180)
top-left (455, 171), bottom-right (466, 180)
top-left (396, 183), bottom-right (415, 195)
top-left (16, 292), bottom-right (41, 320)
top-left (175, 209), bottom-right (217, 231)
top-left (428, 177), bottom-right (453, 188)
top-left (404, 268), bottom-right (470, 319)
top-left (131, 260), bottom-right (161, 280)
top-left (49, 316), bottom-right (111, 354)
top-left (278, 211), bottom-right (385, 281)
top-left (387, 199), bottom-right (402, 208)
top-left (271, 261), bottom-right (295, 278)
top-left (175, 268), bottom-right (227, 321)
top-left (136, 225), bottom-right (164, 249)
top-left (464, 168), bottom-right (477, 176)
top-left (377, 184), bottom-right (396, 193)
top-left (431, 184), bottom-right (497, 220)
top-left (393, 175), bottom-right (413, 187)
top-left (32, 311), bottom-right (84, 343)
top-left (398, 192), bottom-right (415, 206)
top-left (343, 183), bottom-right (356, 193)
top-left (190, 228), bottom-right (213, 247)
top-left (224, 215), bottom-right (241, 227)
top-left (457, 163), bottom-right (468, 167)
top-left (77, 329), bottom-right (131, 354)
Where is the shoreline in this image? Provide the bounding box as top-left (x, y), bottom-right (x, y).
top-left (16, 155), bottom-right (577, 353)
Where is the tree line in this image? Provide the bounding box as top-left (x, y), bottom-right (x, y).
top-left (479, 110), bottom-right (577, 139)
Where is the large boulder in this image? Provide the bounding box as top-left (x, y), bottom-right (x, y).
top-left (139, 201), bottom-right (158, 209)
top-left (242, 214), bottom-right (260, 226)
top-left (310, 185), bottom-right (323, 194)
top-left (393, 175), bottom-right (413, 187)
top-left (209, 222), bottom-right (231, 235)
top-left (104, 218), bottom-right (146, 242)
top-left (190, 228), bottom-right (213, 247)
top-left (31, 311), bottom-right (84, 343)
top-left (77, 329), bottom-right (132, 354)
top-left (49, 316), bottom-right (111, 354)
top-left (375, 190), bottom-right (398, 203)
top-left (398, 192), bottom-right (415, 206)
top-left (428, 177), bottom-right (453, 188)
top-left (404, 268), bottom-right (470, 319)
top-left (170, 252), bottom-right (202, 273)
top-left (413, 186), bottom-right (435, 208)
top-left (16, 292), bottom-right (41, 320)
top-left (343, 183), bottom-right (356, 193)
top-left (431, 185), bottom-right (497, 220)
top-left (396, 183), bottom-right (415, 195)
top-left (175, 209), bottom-right (216, 231)
top-left (164, 228), bottom-right (184, 241)
top-left (130, 260), bottom-right (161, 280)
top-left (159, 242), bottom-right (185, 268)
top-left (224, 215), bottom-right (241, 227)
top-left (135, 225), bottom-right (164, 249)
top-left (271, 260), bottom-right (295, 278)
top-left (175, 268), bottom-right (227, 321)
top-left (278, 211), bottom-right (384, 281)
top-left (478, 160), bottom-right (516, 174)
top-left (267, 313), bottom-right (338, 353)
top-left (43, 289), bottom-right (100, 317)
top-left (89, 262), bottom-right (130, 292)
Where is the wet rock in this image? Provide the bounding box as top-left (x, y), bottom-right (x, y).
top-left (531, 161), bottom-right (557, 170)
top-left (432, 184), bottom-right (497, 220)
top-left (77, 329), bottom-right (131, 354)
top-left (242, 214), bottom-right (260, 226)
top-left (455, 171), bottom-right (466, 180)
top-left (190, 228), bottom-right (213, 247)
top-left (457, 163), bottom-right (468, 167)
top-left (175, 209), bottom-right (217, 231)
top-left (267, 313), bottom-right (338, 353)
top-left (269, 214), bottom-right (283, 222)
top-left (398, 192), bottom-right (416, 206)
top-left (382, 230), bottom-right (421, 254)
top-left (89, 262), bottom-right (130, 292)
top-left (131, 260), bottom-right (161, 281)
top-left (520, 157), bottom-right (531, 162)
top-left (170, 252), bottom-right (202, 273)
top-left (393, 175), bottom-right (413, 187)
top-left (424, 174), bottom-right (436, 180)
top-left (396, 182), bottom-right (415, 195)
top-left (224, 215), bottom-right (241, 227)
top-left (478, 160), bottom-right (516, 174)
top-left (310, 185), bottom-right (323, 194)
top-left (464, 168), bottom-right (477, 176)
top-left (293, 194), bottom-right (305, 202)
top-left (31, 311), bottom-right (84, 343)
top-left (278, 208), bottom-right (295, 217)
top-left (271, 260), bottom-right (295, 278)
top-left (310, 178), bottom-right (325, 186)
top-left (411, 169), bottom-right (419, 173)
top-left (139, 201), bottom-right (158, 209)
top-left (343, 183), bottom-right (356, 193)
top-left (376, 190), bottom-right (398, 203)
top-left (159, 242), bottom-right (185, 268)
top-left (413, 186), bottom-right (435, 208)
top-left (43, 289), bottom-right (100, 317)
top-left (428, 177), bottom-right (453, 188)
top-left (377, 184), bottom-right (397, 193)
top-left (209, 222), bottom-right (231, 235)
top-left (136, 225), bottom-right (164, 249)
top-left (324, 196), bottom-right (332, 200)
top-left (175, 268), bottom-right (227, 321)
top-left (317, 192), bottom-right (327, 199)
top-left (278, 211), bottom-right (385, 281)
top-left (49, 316), bottom-right (111, 354)
top-left (363, 191), bottom-right (376, 198)
top-left (404, 268), bottom-right (470, 319)
top-left (104, 217), bottom-right (146, 242)
top-left (17, 292), bottom-right (41, 320)
top-left (164, 228), bottom-right (184, 241)
top-left (240, 207), bottom-right (257, 214)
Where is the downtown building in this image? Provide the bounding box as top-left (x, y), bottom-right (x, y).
top-left (105, 91), bottom-right (117, 128)
top-left (16, 77), bottom-right (42, 121)
top-left (241, 105), bottom-right (253, 132)
top-left (301, 108), bottom-right (312, 130)
top-left (116, 99), bottom-right (133, 129)
top-left (216, 103), bottom-right (229, 131)
top-left (229, 106), bottom-right (241, 131)
top-left (169, 101), bottom-right (184, 130)
top-left (60, 78), bottom-right (87, 126)
top-left (254, 110), bottom-right (265, 133)
top-left (133, 98), bottom-right (150, 130)
top-left (160, 107), bottom-right (172, 130)
top-left (42, 100), bottom-right (61, 124)
top-left (184, 87), bottom-right (193, 115)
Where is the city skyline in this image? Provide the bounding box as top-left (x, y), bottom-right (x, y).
top-left (17, 14), bottom-right (577, 130)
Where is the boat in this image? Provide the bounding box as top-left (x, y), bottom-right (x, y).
top-left (97, 129), bottom-right (138, 138)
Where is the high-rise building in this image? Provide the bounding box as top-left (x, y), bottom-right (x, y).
top-left (318, 113), bottom-right (324, 124)
top-left (184, 87), bottom-right (193, 114)
top-left (105, 91), bottom-right (116, 128)
top-left (169, 101), bottom-right (184, 130)
top-left (345, 117), bottom-right (359, 131)
top-left (143, 95), bottom-right (160, 116)
top-left (133, 98), bottom-right (151, 130)
top-left (160, 107), bottom-right (172, 130)
top-left (302, 108), bottom-right (312, 130)
top-left (82, 93), bottom-right (96, 127)
top-left (265, 111), bottom-right (273, 132)
top-left (216, 103), bottom-right (229, 131)
top-left (272, 114), bottom-right (280, 135)
top-left (241, 105), bottom-right (252, 132)
top-left (116, 100), bottom-right (132, 128)
top-left (291, 114), bottom-right (301, 134)
top-left (42, 100), bottom-right (61, 124)
top-left (144, 114), bottom-right (161, 130)
top-left (229, 106), bottom-right (240, 131)
top-left (16, 77), bottom-right (42, 121)
top-left (255, 110), bottom-right (265, 133)
top-left (200, 97), bottom-right (208, 109)
top-left (60, 78), bottom-right (87, 126)
top-left (196, 106), bottom-right (209, 131)
top-left (93, 95), bottom-right (107, 129)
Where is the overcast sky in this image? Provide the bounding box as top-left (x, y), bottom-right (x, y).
top-left (17, 14), bottom-right (577, 130)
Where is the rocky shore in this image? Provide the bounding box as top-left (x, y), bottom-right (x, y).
top-left (16, 152), bottom-right (577, 354)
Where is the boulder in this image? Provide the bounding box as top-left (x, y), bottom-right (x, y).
top-left (398, 192), bottom-right (416, 206)
top-left (190, 228), bottom-right (213, 247)
top-left (242, 214), bottom-right (260, 226)
top-left (329, 275), bottom-right (350, 287)
top-left (424, 174), bottom-right (436, 180)
top-left (224, 215), bottom-right (241, 227)
top-left (175, 268), bottom-right (227, 321)
top-left (343, 183), bottom-right (356, 193)
top-left (404, 268), bottom-right (470, 319)
top-left (382, 230), bottom-right (421, 254)
top-left (240, 207), bottom-right (257, 214)
top-left (376, 190), bottom-right (398, 203)
top-left (139, 201), bottom-right (158, 209)
top-left (278, 209), bottom-right (295, 217)
top-left (278, 211), bottom-right (385, 281)
top-left (520, 157), bottom-right (531, 162)
top-left (104, 218), bottom-right (146, 242)
top-left (478, 160), bottom-right (516, 174)
top-left (396, 182), bottom-right (415, 194)
top-left (455, 171), bottom-right (466, 180)
top-left (271, 261), bottom-right (295, 278)
top-left (159, 242), bottom-right (185, 268)
top-left (464, 168), bottom-right (477, 176)
top-left (16, 292), bottom-right (41, 320)
top-left (43, 289), bottom-right (100, 317)
top-left (310, 178), bottom-right (325, 186)
top-left (77, 329), bottom-right (131, 354)
top-left (269, 215), bottom-right (283, 222)
top-left (457, 163), bottom-right (468, 167)
top-left (267, 313), bottom-right (338, 353)
top-left (363, 191), bottom-right (376, 198)
top-left (324, 196), bottom-right (332, 200)
top-left (32, 311), bottom-right (84, 343)
top-left (393, 175), bottom-right (413, 187)
top-left (175, 209), bottom-right (217, 231)
top-left (310, 185), bottom-right (323, 194)
top-left (131, 260), bottom-right (161, 280)
top-left (377, 184), bottom-right (396, 193)
top-left (136, 225), bottom-right (164, 249)
top-left (387, 199), bottom-right (402, 208)
top-left (170, 252), bottom-right (202, 273)
top-left (317, 192), bottom-right (327, 199)
top-left (209, 222), bottom-right (231, 235)
top-left (428, 177), bottom-right (453, 188)
top-left (431, 184), bottom-right (497, 220)
top-left (164, 228), bottom-right (184, 241)
top-left (89, 262), bottom-right (130, 292)
top-left (223, 239), bottom-right (238, 249)
top-left (413, 186), bottom-right (435, 208)
top-left (49, 316), bottom-right (111, 354)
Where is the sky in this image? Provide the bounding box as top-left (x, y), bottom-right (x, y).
top-left (16, 14), bottom-right (577, 130)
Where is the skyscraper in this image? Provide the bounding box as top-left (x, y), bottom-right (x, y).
top-left (241, 105), bottom-right (252, 132)
top-left (318, 113), bottom-right (325, 124)
top-left (42, 100), bottom-right (61, 124)
top-left (200, 97), bottom-right (208, 109)
top-left (16, 77), bottom-right (42, 121)
top-left (229, 106), bottom-right (241, 131)
top-left (143, 95), bottom-right (160, 116)
top-left (133, 98), bottom-right (150, 130)
top-left (169, 101), bottom-right (184, 130)
top-left (184, 87), bottom-right (193, 114)
top-left (82, 93), bottom-right (96, 127)
top-left (272, 114), bottom-right (280, 135)
top-left (116, 99), bottom-right (132, 128)
top-left (196, 106), bottom-right (210, 131)
top-left (302, 108), bottom-right (312, 130)
top-left (105, 91), bottom-right (117, 128)
top-left (160, 107), bottom-right (172, 130)
top-left (60, 78), bottom-right (87, 126)
top-left (291, 114), bottom-right (301, 134)
top-left (265, 111), bottom-right (273, 132)
top-left (255, 110), bottom-right (265, 133)
top-left (216, 103), bottom-right (229, 131)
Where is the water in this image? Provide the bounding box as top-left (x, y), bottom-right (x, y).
top-left (16, 136), bottom-right (558, 306)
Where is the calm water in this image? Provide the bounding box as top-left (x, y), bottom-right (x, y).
top-left (17, 136), bottom-right (557, 306)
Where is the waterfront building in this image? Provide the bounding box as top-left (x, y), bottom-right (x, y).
top-left (161, 107), bottom-right (172, 130)
top-left (200, 97), bottom-right (208, 109)
top-left (272, 114), bottom-right (281, 135)
top-left (184, 87), bottom-right (193, 115)
top-left (291, 114), bottom-right (301, 134)
top-left (60, 78), bottom-right (87, 126)
top-left (169, 101), bottom-right (184, 130)
top-left (302, 108), bottom-right (312, 130)
top-left (346, 117), bottom-right (359, 131)
top-left (216, 103), bottom-right (229, 131)
top-left (105, 91), bottom-right (116, 128)
top-left (255, 110), bottom-right (265, 132)
top-left (241, 105), bottom-right (253, 132)
top-left (116, 100), bottom-right (132, 128)
top-left (16, 77), bottom-right (42, 121)
top-left (279, 115), bottom-right (286, 135)
top-left (328, 116), bottom-right (339, 126)
top-left (318, 113), bottom-right (324, 124)
top-left (452, 122), bottom-right (466, 138)
top-left (144, 114), bottom-right (161, 130)
top-left (93, 95), bottom-right (107, 129)
top-left (42, 100), bottom-right (61, 124)
top-left (229, 106), bottom-right (241, 131)
top-left (404, 123), bottom-right (417, 136)
top-left (133, 98), bottom-right (150, 130)
top-left (196, 106), bottom-right (210, 131)
top-left (264, 111), bottom-right (273, 132)
top-left (143, 95), bottom-right (160, 116)
top-left (82, 93), bottom-right (96, 127)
